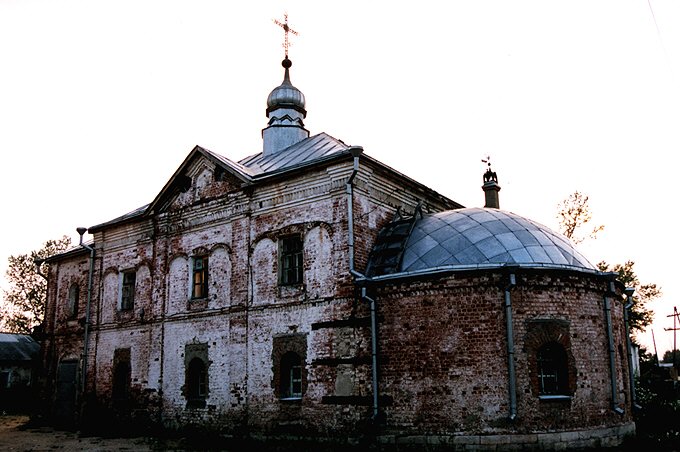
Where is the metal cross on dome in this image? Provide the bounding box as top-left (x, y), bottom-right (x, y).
top-left (273, 13), bottom-right (298, 58)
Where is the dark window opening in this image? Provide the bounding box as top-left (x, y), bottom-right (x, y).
top-left (178, 175), bottom-right (192, 193)
top-left (112, 361), bottom-right (130, 403)
top-left (280, 235), bottom-right (303, 286)
top-left (187, 357), bottom-right (208, 406)
top-left (537, 342), bottom-right (569, 396)
top-left (192, 257), bottom-right (208, 299)
top-left (214, 166), bottom-right (226, 182)
top-left (0, 371), bottom-right (10, 389)
top-left (121, 271), bottom-right (136, 311)
top-left (68, 284), bottom-right (79, 318)
top-left (280, 351), bottom-right (303, 399)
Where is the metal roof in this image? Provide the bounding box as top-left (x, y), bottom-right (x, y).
top-left (367, 207), bottom-right (595, 276)
top-left (239, 132), bottom-right (349, 175)
top-left (0, 334), bottom-right (39, 362)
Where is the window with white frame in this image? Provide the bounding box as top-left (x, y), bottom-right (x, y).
top-left (192, 256), bottom-right (208, 299)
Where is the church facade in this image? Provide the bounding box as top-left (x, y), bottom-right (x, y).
top-left (41, 54), bottom-right (635, 449)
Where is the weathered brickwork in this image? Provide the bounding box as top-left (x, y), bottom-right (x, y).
top-left (42, 154), bottom-right (434, 434)
top-left (41, 149), bottom-right (634, 449)
top-left (374, 270), bottom-right (633, 437)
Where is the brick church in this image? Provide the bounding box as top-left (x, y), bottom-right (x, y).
top-left (41, 39), bottom-right (635, 449)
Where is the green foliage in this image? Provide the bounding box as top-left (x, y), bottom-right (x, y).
top-left (597, 260), bottom-right (660, 335)
top-left (633, 357), bottom-right (680, 450)
top-left (1, 236), bottom-right (72, 334)
top-left (556, 191), bottom-right (604, 244)
top-left (662, 350), bottom-right (680, 364)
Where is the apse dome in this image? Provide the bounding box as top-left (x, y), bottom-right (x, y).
top-left (368, 207), bottom-right (595, 276)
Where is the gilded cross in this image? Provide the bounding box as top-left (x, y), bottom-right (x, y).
top-left (273, 13), bottom-right (298, 57)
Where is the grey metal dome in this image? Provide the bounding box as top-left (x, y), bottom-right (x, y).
top-left (402, 207), bottom-right (595, 271)
top-left (266, 58), bottom-right (306, 116)
top-left (367, 207), bottom-right (595, 276)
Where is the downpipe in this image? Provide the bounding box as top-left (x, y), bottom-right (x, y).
top-left (345, 146), bottom-right (381, 422)
top-left (346, 146), bottom-right (363, 274)
top-left (604, 281), bottom-right (624, 414)
top-left (77, 227), bottom-right (95, 395)
top-left (623, 288), bottom-right (640, 409)
top-left (362, 287), bottom-right (380, 421)
top-left (504, 273), bottom-right (517, 420)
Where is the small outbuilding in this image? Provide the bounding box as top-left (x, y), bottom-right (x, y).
top-left (0, 333), bottom-right (40, 412)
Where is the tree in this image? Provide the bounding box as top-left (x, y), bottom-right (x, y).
top-left (662, 349), bottom-right (680, 364)
top-left (1, 236), bottom-right (72, 334)
top-left (556, 192), bottom-right (660, 336)
top-left (556, 191), bottom-right (604, 244)
top-left (597, 260), bottom-right (660, 335)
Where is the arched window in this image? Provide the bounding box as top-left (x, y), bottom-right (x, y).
top-left (280, 351), bottom-right (302, 399)
top-left (186, 357), bottom-right (208, 405)
top-left (537, 341), bottom-right (569, 395)
top-left (68, 284), bottom-right (79, 318)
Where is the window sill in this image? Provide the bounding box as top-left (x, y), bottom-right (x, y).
top-left (186, 399), bottom-right (207, 409)
top-left (280, 396), bottom-right (302, 403)
top-left (539, 395), bottom-right (572, 401)
top-left (278, 284), bottom-right (305, 299)
top-left (187, 298), bottom-right (208, 311)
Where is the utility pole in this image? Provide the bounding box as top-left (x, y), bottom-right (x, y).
top-left (652, 329), bottom-right (660, 366)
top-left (664, 306), bottom-right (680, 370)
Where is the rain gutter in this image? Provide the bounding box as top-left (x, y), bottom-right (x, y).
top-left (353, 263), bottom-right (611, 285)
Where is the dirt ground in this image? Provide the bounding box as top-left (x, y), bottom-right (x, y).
top-left (0, 415), bottom-right (159, 451)
top-left (0, 415), bottom-right (358, 452)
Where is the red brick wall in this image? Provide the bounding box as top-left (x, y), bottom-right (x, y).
top-left (375, 270), bottom-right (633, 435)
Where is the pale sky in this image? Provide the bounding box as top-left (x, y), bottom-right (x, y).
top-left (1, 1), bottom-right (678, 356)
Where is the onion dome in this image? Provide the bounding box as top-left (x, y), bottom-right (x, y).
top-left (266, 58), bottom-right (306, 116)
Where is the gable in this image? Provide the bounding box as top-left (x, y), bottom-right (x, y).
top-left (147, 146), bottom-right (252, 215)
top-left (155, 154), bottom-right (244, 212)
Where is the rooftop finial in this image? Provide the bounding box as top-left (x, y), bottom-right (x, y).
top-left (481, 156), bottom-right (501, 208)
top-left (481, 156), bottom-right (498, 184)
top-left (273, 12), bottom-right (298, 59)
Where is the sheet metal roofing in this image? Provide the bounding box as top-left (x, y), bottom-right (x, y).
top-left (239, 132), bottom-right (349, 175)
top-left (369, 207), bottom-right (595, 276)
top-left (0, 334), bottom-right (39, 362)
